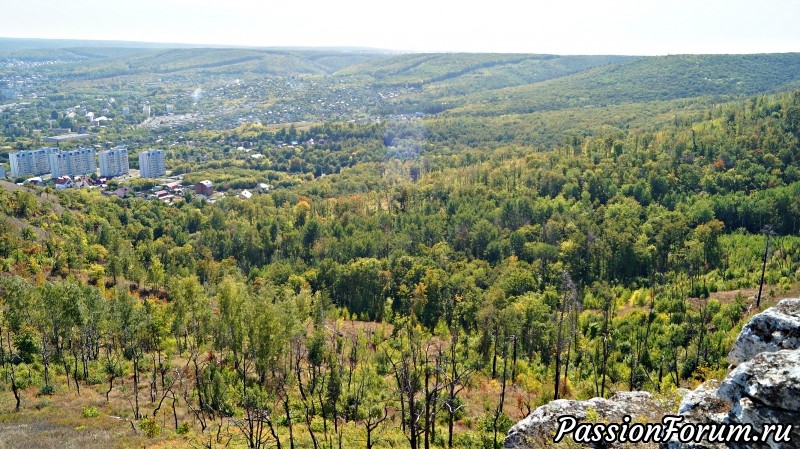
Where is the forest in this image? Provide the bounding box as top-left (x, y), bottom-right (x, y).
top-left (0, 45), bottom-right (800, 448)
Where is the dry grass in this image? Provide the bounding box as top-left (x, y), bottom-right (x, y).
top-left (0, 375), bottom-right (191, 449)
top-left (0, 418), bottom-right (121, 449)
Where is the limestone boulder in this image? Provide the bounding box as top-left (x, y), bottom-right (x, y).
top-left (717, 349), bottom-right (800, 449)
top-left (504, 391), bottom-right (672, 448)
top-left (727, 298), bottom-right (800, 366)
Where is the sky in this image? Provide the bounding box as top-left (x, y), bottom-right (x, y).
top-left (3, 0), bottom-right (800, 54)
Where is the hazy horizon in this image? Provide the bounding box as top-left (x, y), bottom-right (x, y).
top-left (3, 0), bottom-right (799, 56)
top-left (1, 35), bottom-right (798, 57)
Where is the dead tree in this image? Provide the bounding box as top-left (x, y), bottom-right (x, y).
top-left (386, 327), bottom-right (424, 449)
top-left (443, 329), bottom-right (474, 448)
top-left (422, 343), bottom-right (445, 449)
top-left (554, 272), bottom-right (579, 400)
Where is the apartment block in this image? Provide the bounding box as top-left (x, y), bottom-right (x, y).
top-left (99, 146), bottom-right (130, 177)
top-left (9, 147), bottom-right (57, 178)
top-left (49, 148), bottom-right (97, 178)
top-left (138, 149), bottom-right (166, 178)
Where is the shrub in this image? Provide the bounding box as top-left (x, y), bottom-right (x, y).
top-left (453, 432), bottom-right (483, 449)
top-left (86, 374), bottom-right (105, 386)
top-left (82, 406), bottom-right (101, 418)
top-left (176, 422), bottom-right (191, 435)
top-left (140, 417), bottom-right (161, 437)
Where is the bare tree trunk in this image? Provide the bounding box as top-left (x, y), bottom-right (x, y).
top-left (172, 394), bottom-right (179, 430)
top-left (7, 331), bottom-right (21, 411)
top-left (554, 306), bottom-right (565, 400)
top-left (73, 349), bottom-right (81, 395)
top-left (493, 341), bottom-right (509, 449)
top-left (491, 326), bottom-right (498, 379)
top-left (133, 354), bottom-right (140, 419)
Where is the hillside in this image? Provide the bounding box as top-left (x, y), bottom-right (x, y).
top-left (2, 84), bottom-right (800, 448)
top-left (448, 53), bottom-right (800, 115)
top-left (6, 46), bottom-right (800, 128)
top-left (1, 45), bottom-right (391, 78)
top-left (37, 48), bottom-right (390, 78)
top-left (339, 53), bottom-right (630, 87)
top-left (2, 42), bottom-right (800, 449)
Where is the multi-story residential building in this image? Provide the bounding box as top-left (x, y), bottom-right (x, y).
top-left (138, 149), bottom-right (166, 178)
top-left (49, 148), bottom-right (97, 178)
top-left (48, 151), bottom-right (70, 178)
top-left (9, 147), bottom-right (57, 178)
top-left (99, 146), bottom-right (130, 177)
top-left (69, 148), bottom-right (97, 176)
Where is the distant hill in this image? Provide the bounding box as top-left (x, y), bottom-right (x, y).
top-left (4, 39), bottom-right (800, 126)
top-left (340, 53), bottom-right (632, 91)
top-left (2, 47), bottom-right (392, 78)
top-left (448, 53), bottom-right (800, 115)
top-left (60, 48), bottom-right (332, 77)
top-left (0, 37), bottom-right (204, 51)
top-left (0, 38), bottom-right (394, 75)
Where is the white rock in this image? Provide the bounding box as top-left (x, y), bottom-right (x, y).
top-left (504, 391), bottom-right (671, 448)
top-left (717, 349), bottom-right (800, 449)
top-left (727, 298), bottom-right (800, 366)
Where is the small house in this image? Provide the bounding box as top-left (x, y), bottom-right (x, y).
top-left (195, 180), bottom-right (214, 196)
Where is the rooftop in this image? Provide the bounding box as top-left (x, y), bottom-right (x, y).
top-left (44, 133), bottom-right (96, 143)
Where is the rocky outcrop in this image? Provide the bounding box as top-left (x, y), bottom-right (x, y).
top-left (660, 380), bottom-right (732, 449)
top-left (675, 381), bottom-right (728, 421)
top-left (506, 298), bottom-right (800, 449)
top-left (504, 391), bottom-right (674, 448)
top-left (727, 298), bottom-right (800, 366)
top-left (716, 349), bottom-right (800, 449)
top-left (664, 299), bottom-right (800, 449)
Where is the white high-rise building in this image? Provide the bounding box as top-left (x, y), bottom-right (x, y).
top-left (49, 148), bottom-right (96, 178)
top-left (138, 149), bottom-right (166, 178)
top-left (69, 148), bottom-right (97, 176)
top-left (9, 147), bottom-right (57, 178)
top-left (49, 151), bottom-right (70, 178)
top-left (99, 146), bottom-right (130, 177)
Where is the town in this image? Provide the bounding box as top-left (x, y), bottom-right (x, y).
top-left (2, 144), bottom-right (272, 203)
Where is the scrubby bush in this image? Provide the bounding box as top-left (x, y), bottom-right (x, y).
top-left (82, 406), bottom-right (100, 418)
top-left (176, 422), bottom-right (191, 435)
top-left (140, 417), bottom-right (161, 437)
